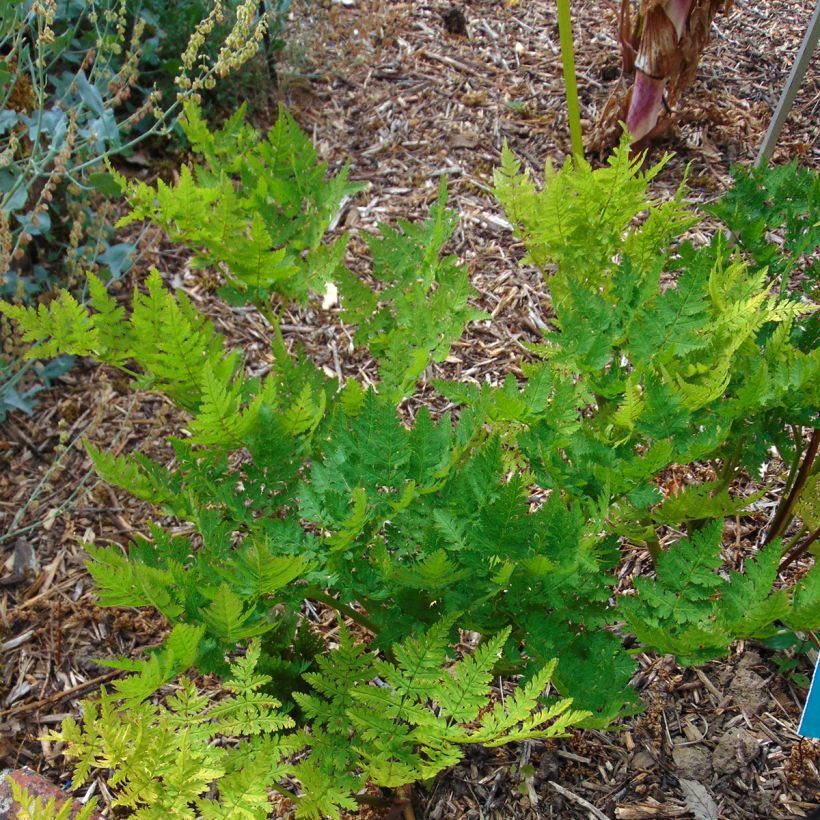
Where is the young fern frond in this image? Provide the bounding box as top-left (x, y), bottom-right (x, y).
top-left (784, 564), bottom-right (820, 632)
top-left (51, 640), bottom-right (298, 820)
top-left (340, 178), bottom-right (486, 401)
top-left (2, 268), bottom-right (240, 414)
top-left (51, 631), bottom-right (586, 819)
top-left (493, 132), bottom-right (674, 305)
top-left (495, 136), bottom-right (817, 541)
top-left (618, 523), bottom-right (810, 664)
top-left (0, 290), bottom-right (99, 359)
top-left (344, 618), bottom-right (587, 788)
top-left (8, 778), bottom-right (98, 820)
top-left (129, 271), bottom-right (240, 411)
top-left (117, 102), bottom-right (365, 307)
top-left (99, 623), bottom-right (205, 706)
top-left (379, 613), bottom-right (459, 700)
top-left (463, 660), bottom-right (581, 747)
top-left (187, 364), bottom-right (263, 448)
top-left (432, 628), bottom-right (510, 723)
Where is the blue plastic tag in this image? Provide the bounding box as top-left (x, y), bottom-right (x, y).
top-left (798, 655), bottom-right (820, 738)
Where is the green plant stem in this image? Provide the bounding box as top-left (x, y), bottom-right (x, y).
top-left (0, 358), bottom-right (34, 394)
top-left (717, 438), bottom-right (743, 490)
top-left (781, 525), bottom-right (808, 558)
top-left (354, 794), bottom-right (393, 808)
top-left (264, 301), bottom-right (285, 344)
top-left (605, 504), bottom-right (661, 565)
top-left (555, 0), bottom-right (584, 159)
top-left (765, 427), bottom-right (819, 545)
top-left (645, 532), bottom-right (661, 564)
top-left (269, 782), bottom-right (297, 802)
top-left (302, 587), bottom-right (380, 635)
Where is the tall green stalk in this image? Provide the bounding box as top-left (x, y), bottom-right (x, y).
top-left (556, 0), bottom-right (584, 159)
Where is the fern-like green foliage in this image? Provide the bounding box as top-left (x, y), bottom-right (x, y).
top-left (7, 154), bottom-right (815, 723)
top-left (52, 634), bottom-right (586, 819)
top-left (295, 387), bottom-right (638, 723)
top-left (3, 105), bottom-right (485, 411)
top-left (618, 521), bottom-right (800, 663)
top-left (707, 161), bottom-right (819, 362)
top-left (8, 779), bottom-right (97, 820)
top-left (492, 134), bottom-right (819, 542)
top-left (96, 623), bottom-right (205, 705)
top-left (784, 562), bottom-right (820, 632)
top-left (5, 114), bottom-right (819, 811)
top-left (0, 290), bottom-right (99, 360)
top-left (338, 178), bottom-right (486, 401)
top-left (117, 102), bottom-right (364, 306)
top-left (51, 640), bottom-right (298, 820)
top-left (295, 617), bottom-right (585, 804)
top-left (0, 270), bottom-right (242, 415)
top-left (493, 134), bottom-right (683, 307)
top-left (86, 523), bottom-right (313, 676)
top-left (707, 161), bottom-right (819, 299)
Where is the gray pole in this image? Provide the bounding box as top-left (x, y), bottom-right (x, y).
top-left (755, 0), bottom-right (820, 166)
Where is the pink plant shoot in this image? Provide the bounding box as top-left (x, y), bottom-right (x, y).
top-left (626, 0), bottom-right (694, 141)
top-left (593, 0), bottom-right (732, 151)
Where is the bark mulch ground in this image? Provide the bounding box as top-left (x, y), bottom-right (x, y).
top-left (1, 0), bottom-right (819, 817)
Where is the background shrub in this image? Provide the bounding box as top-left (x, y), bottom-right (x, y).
top-left (0, 0), bottom-right (287, 420)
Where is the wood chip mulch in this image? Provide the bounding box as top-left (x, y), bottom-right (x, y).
top-left (1, 0), bottom-right (819, 817)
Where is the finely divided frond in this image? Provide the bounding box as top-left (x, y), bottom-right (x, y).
top-left (433, 629), bottom-right (509, 723)
top-left (0, 290), bottom-right (99, 359)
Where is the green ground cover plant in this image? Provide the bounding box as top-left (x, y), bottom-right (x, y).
top-left (2, 107), bottom-right (818, 817)
top-left (491, 145), bottom-right (818, 555)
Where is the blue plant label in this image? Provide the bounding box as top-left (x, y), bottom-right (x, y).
top-left (798, 656), bottom-right (820, 738)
